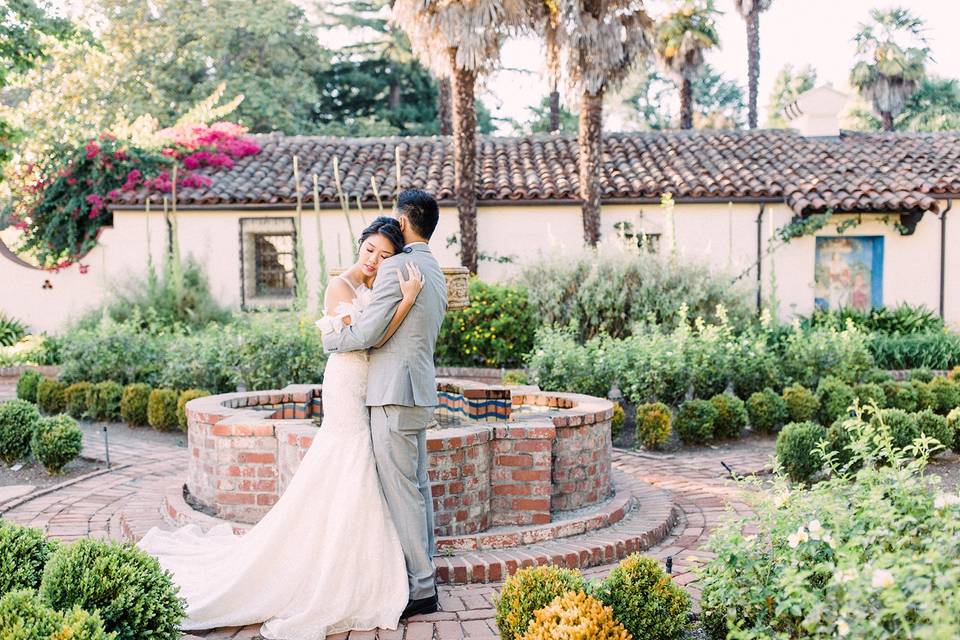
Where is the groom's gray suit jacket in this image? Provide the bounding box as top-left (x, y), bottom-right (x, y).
top-left (321, 243), bottom-right (447, 406)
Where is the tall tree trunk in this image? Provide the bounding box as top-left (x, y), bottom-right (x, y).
top-left (881, 110), bottom-right (894, 131)
top-left (680, 77), bottom-right (693, 129)
top-left (549, 90), bottom-right (561, 133)
top-left (579, 89), bottom-right (604, 246)
top-left (438, 77), bottom-right (453, 136)
top-left (450, 57), bottom-right (478, 274)
top-left (388, 82), bottom-right (401, 110)
top-left (746, 9), bottom-right (760, 129)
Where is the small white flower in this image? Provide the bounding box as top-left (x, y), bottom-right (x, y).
top-left (837, 619), bottom-right (850, 637)
top-left (774, 492), bottom-right (790, 508)
top-left (872, 569), bottom-right (895, 589)
top-left (807, 520), bottom-right (823, 541)
top-left (834, 568), bottom-right (857, 584)
top-left (823, 533), bottom-right (836, 549)
top-left (787, 527), bottom-right (808, 549)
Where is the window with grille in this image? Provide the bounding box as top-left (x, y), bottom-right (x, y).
top-left (240, 217), bottom-right (297, 310)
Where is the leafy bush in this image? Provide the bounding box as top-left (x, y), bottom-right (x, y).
top-left (882, 380), bottom-right (919, 412)
top-left (0, 334), bottom-right (62, 368)
top-left (40, 539), bottom-right (185, 640)
top-left (815, 376), bottom-right (857, 425)
top-left (948, 407), bottom-right (960, 454)
top-left (914, 409), bottom-right (952, 452)
top-left (88, 381), bottom-right (124, 422)
top-left (746, 388), bottom-right (788, 435)
top-left (854, 382), bottom-right (886, 410)
top-left (31, 415), bottom-right (83, 474)
top-left (120, 384), bottom-right (151, 427)
top-left (502, 370), bottom-right (530, 385)
top-left (674, 399), bottom-right (718, 445)
top-left (520, 591), bottom-right (631, 640)
top-left (59, 317), bottom-right (169, 386)
top-left (781, 384), bottom-right (819, 423)
top-left (517, 246), bottom-right (753, 341)
top-left (494, 565), bottom-right (586, 640)
top-left (728, 329), bottom-right (782, 399)
top-left (0, 589), bottom-right (113, 640)
top-left (618, 331), bottom-right (690, 406)
top-left (528, 329), bottom-right (613, 399)
top-left (869, 331), bottom-right (960, 370)
top-left (802, 303), bottom-right (943, 335)
top-left (775, 421), bottom-right (826, 483)
top-left (710, 393), bottom-right (748, 439)
top-left (64, 382), bottom-right (92, 419)
top-left (826, 417), bottom-right (861, 471)
top-left (912, 379), bottom-right (936, 412)
top-left (595, 554), bottom-right (690, 640)
top-left (781, 324), bottom-right (874, 388)
top-left (927, 376), bottom-right (960, 415)
top-left (436, 279), bottom-right (536, 367)
top-left (176, 389), bottom-right (209, 432)
top-left (688, 320), bottom-right (732, 399)
top-left (906, 367), bottom-right (934, 383)
top-left (634, 402), bottom-right (671, 449)
top-left (0, 314), bottom-right (27, 347)
top-left (951, 365), bottom-right (960, 381)
top-left (0, 522), bottom-right (59, 596)
top-left (36, 378), bottom-right (67, 415)
top-left (871, 408), bottom-right (918, 451)
top-left (699, 409), bottom-right (960, 639)
top-left (15, 370), bottom-right (42, 403)
top-left (861, 368), bottom-right (894, 384)
top-left (610, 403), bottom-right (626, 440)
top-left (0, 399), bottom-right (40, 464)
top-left (147, 389), bottom-right (178, 432)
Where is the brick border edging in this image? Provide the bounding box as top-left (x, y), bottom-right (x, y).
top-left (0, 463), bottom-right (131, 513)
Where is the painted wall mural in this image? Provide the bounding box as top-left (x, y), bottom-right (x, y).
top-left (814, 236), bottom-right (884, 311)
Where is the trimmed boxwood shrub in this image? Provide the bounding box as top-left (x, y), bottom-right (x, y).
top-left (710, 393), bottom-right (748, 440)
top-left (746, 388), bottom-right (788, 435)
top-left (915, 409), bottom-right (952, 452)
top-left (31, 415), bottom-right (83, 474)
top-left (775, 421), bottom-right (827, 483)
top-left (872, 408), bottom-right (919, 451)
top-left (815, 376), bottom-right (857, 425)
top-left (826, 417), bottom-right (863, 471)
top-left (0, 589), bottom-right (116, 640)
top-left (610, 403), bottom-right (626, 440)
top-left (927, 376), bottom-right (960, 415)
top-left (494, 564), bottom-right (586, 640)
top-left (176, 389), bottom-right (209, 432)
top-left (88, 381), bottom-right (124, 422)
top-left (521, 591), bottom-right (630, 640)
top-left (854, 382), bottom-right (886, 410)
top-left (36, 378), bottom-right (67, 415)
top-left (675, 399), bottom-right (718, 445)
top-left (15, 370), bottom-right (42, 403)
top-left (0, 522), bottom-right (59, 596)
top-left (0, 399), bottom-right (41, 465)
top-left (120, 383), bottom-right (151, 427)
top-left (635, 402), bottom-right (671, 449)
top-left (782, 384), bottom-right (819, 423)
top-left (882, 380), bottom-right (919, 413)
top-left (40, 539), bottom-right (184, 640)
top-left (912, 380), bottom-right (936, 412)
top-left (906, 367), bottom-right (934, 383)
top-left (595, 553), bottom-right (690, 640)
top-left (64, 382), bottom-right (93, 419)
top-left (147, 389), bottom-right (178, 432)
top-left (948, 407), bottom-right (960, 454)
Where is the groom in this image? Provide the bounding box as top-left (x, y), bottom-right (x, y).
top-left (322, 188), bottom-right (446, 618)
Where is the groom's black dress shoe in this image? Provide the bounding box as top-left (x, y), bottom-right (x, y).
top-left (401, 591), bottom-right (439, 619)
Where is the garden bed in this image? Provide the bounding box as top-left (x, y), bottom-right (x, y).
top-left (0, 456), bottom-right (105, 494)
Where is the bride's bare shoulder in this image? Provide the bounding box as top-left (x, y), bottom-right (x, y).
top-left (324, 277), bottom-right (354, 312)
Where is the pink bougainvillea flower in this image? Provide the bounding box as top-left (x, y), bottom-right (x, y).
top-left (66, 177), bottom-right (77, 185)
top-left (85, 141), bottom-right (100, 159)
top-left (114, 149), bottom-right (127, 160)
top-left (78, 263), bottom-right (89, 274)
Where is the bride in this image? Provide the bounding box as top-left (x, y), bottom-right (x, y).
top-left (138, 216), bottom-right (425, 639)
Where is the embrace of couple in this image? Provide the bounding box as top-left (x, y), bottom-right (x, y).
top-left (137, 189), bottom-right (448, 639)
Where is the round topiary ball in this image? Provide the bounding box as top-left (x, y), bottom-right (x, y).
top-left (89, 381), bottom-right (124, 422)
top-left (495, 565), bottom-right (587, 640)
top-left (746, 388), bottom-right (788, 435)
top-left (871, 408), bottom-right (919, 452)
top-left (597, 553), bottom-right (690, 640)
top-left (521, 591), bottom-right (632, 640)
top-left (65, 382), bottom-right (93, 419)
top-left (31, 414), bottom-right (83, 475)
top-left (914, 409), bottom-right (952, 453)
top-left (776, 421), bottom-right (827, 483)
top-left (635, 402), bottom-right (671, 449)
top-left (120, 384), bottom-right (151, 427)
top-left (176, 389), bottom-right (209, 432)
top-left (906, 367), bottom-right (934, 383)
top-left (36, 379), bottom-right (67, 415)
top-left (147, 389), bottom-right (178, 432)
top-left (674, 399), bottom-right (718, 445)
top-left (15, 370), bottom-right (42, 403)
top-left (912, 380), bottom-right (936, 412)
top-left (40, 539), bottom-right (184, 640)
top-left (710, 393), bottom-right (748, 440)
top-left (0, 521), bottom-right (59, 596)
top-left (927, 377), bottom-right (960, 416)
top-left (782, 384), bottom-right (819, 424)
top-left (815, 377), bottom-right (856, 425)
top-left (855, 382), bottom-right (887, 410)
top-left (882, 381), bottom-right (919, 413)
top-left (0, 399), bottom-right (41, 465)
top-left (0, 589), bottom-right (114, 640)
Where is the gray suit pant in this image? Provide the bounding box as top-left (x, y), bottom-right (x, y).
top-left (370, 405), bottom-right (436, 599)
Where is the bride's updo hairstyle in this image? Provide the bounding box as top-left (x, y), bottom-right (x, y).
top-left (359, 216), bottom-right (404, 255)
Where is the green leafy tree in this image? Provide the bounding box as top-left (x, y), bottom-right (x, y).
top-left (512, 95), bottom-right (578, 135)
top-left (851, 75), bottom-right (960, 132)
top-left (766, 64), bottom-right (817, 127)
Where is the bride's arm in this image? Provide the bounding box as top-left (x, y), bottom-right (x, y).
top-left (323, 278), bottom-right (357, 326)
top-left (374, 263), bottom-right (424, 348)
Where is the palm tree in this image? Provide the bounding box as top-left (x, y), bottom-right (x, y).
top-left (655, 0), bottom-right (722, 129)
top-left (850, 7), bottom-right (930, 131)
top-left (392, 0), bottom-right (527, 273)
top-left (733, 0), bottom-right (773, 129)
top-left (548, 0), bottom-right (654, 245)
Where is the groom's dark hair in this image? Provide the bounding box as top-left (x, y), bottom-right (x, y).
top-left (397, 188), bottom-right (439, 239)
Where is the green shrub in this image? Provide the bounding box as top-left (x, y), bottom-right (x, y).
top-left (0, 314), bottom-right (26, 347)
top-left (854, 382), bottom-right (886, 409)
top-left (120, 384), bottom-right (151, 427)
top-left (59, 318), bottom-right (168, 386)
top-left (688, 328), bottom-right (731, 400)
top-left (869, 332), bottom-right (960, 370)
top-left (882, 380), bottom-right (919, 412)
top-left (815, 376), bottom-right (857, 424)
top-left (176, 389), bottom-right (209, 432)
top-left (951, 365), bottom-right (960, 381)
top-left (610, 403), bottom-right (626, 440)
top-left (872, 408), bottom-right (919, 451)
top-left (948, 407), bottom-right (960, 454)
top-left (35, 378), bottom-right (67, 415)
top-left (31, 415), bottom-right (83, 474)
top-left (436, 279), bottom-right (536, 368)
top-left (710, 393), bottom-right (748, 439)
top-left (913, 379), bottom-right (936, 412)
top-left (0, 399), bottom-right (40, 465)
top-left (618, 331), bottom-right (690, 406)
top-left (0, 522), bottom-right (59, 596)
top-left (520, 591), bottom-right (630, 640)
top-left (927, 376), bottom-right (960, 415)
top-left (746, 388), bottom-right (788, 435)
top-left (40, 539), bottom-right (184, 640)
top-left (502, 370), bottom-right (530, 385)
top-left (88, 381), bottom-right (124, 422)
top-left (906, 367), bottom-right (934, 383)
top-left (729, 332), bottom-right (782, 399)
top-left (64, 382), bottom-right (92, 419)
top-left (147, 389), bottom-right (178, 432)
top-left (635, 402), bottom-right (671, 449)
top-left (15, 370), bottom-right (42, 403)
top-left (775, 421), bottom-right (826, 483)
top-left (826, 417), bottom-right (862, 470)
top-left (781, 325), bottom-right (874, 388)
top-left (674, 399), bottom-right (718, 445)
top-left (914, 409), bottom-right (952, 452)
top-left (781, 384), bottom-right (819, 423)
top-left (0, 589), bottom-right (116, 640)
top-left (494, 564), bottom-right (586, 640)
top-left (862, 368), bottom-right (894, 384)
top-left (595, 554), bottom-right (690, 640)
top-left (527, 329), bottom-right (614, 399)
top-left (802, 303), bottom-right (943, 336)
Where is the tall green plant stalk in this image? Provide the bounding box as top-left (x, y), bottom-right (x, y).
top-left (355, 196), bottom-right (367, 227)
top-left (292, 155), bottom-right (308, 312)
top-left (313, 174), bottom-right (328, 299)
top-left (371, 176), bottom-right (385, 215)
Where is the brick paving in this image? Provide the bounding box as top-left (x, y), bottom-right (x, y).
top-left (1, 378), bottom-right (775, 639)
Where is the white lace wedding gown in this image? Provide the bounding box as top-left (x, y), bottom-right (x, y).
top-left (137, 282), bottom-right (408, 639)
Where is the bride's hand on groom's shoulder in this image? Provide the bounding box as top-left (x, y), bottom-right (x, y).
top-left (398, 263), bottom-right (424, 302)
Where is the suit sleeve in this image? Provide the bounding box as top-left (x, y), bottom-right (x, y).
top-left (322, 258), bottom-right (403, 353)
